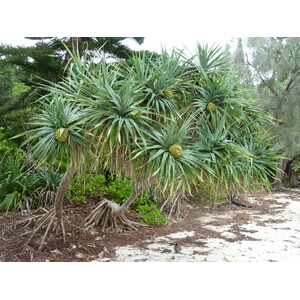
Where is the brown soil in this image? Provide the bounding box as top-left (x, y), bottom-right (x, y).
top-left (0, 189), bottom-right (298, 262)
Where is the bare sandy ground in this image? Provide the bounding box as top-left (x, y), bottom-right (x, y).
top-left (1, 190), bottom-right (300, 262)
top-left (97, 191), bottom-right (300, 262)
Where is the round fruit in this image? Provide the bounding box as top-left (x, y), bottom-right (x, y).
top-left (55, 128), bottom-right (68, 142)
top-left (168, 144), bottom-right (183, 158)
top-left (163, 88), bottom-right (173, 100)
top-left (206, 102), bottom-right (217, 112)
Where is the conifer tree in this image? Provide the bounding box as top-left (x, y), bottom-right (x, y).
top-left (243, 37), bottom-right (300, 187)
top-left (232, 38), bottom-right (253, 85)
top-left (0, 37), bottom-right (144, 106)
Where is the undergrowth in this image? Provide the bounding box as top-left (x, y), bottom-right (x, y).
top-left (68, 173), bottom-right (169, 225)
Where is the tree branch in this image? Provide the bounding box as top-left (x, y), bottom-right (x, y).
top-left (285, 66), bottom-right (299, 92)
top-left (110, 175), bottom-right (156, 217)
top-left (245, 53), bottom-right (281, 100)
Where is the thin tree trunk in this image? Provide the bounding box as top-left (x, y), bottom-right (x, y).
top-left (55, 162), bottom-right (77, 222)
top-left (26, 158), bottom-right (79, 247)
top-left (287, 169), bottom-right (298, 188)
top-left (272, 158), bottom-right (289, 189)
top-left (55, 148), bottom-right (82, 222)
top-left (285, 159), bottom-right (299, 188)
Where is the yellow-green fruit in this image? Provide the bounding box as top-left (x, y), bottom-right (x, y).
top-left (168, 144), bottom-right (183, 158)
top-left (206, 102), bottom-right (217, 112)
top-left (163, 88), bottom-right (173, 100)
top-left (130, 110), bottom-right (142, 120)
top-left (55, 128), bottom-right (68, 142)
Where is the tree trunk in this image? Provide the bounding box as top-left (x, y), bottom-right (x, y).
top-left (287, 169), bottom-right (299, 188)
top-left (285, 159), bottom-right (299, 188)
top-left (272, 158), bottom-right (289, 189)
top-left (55, 162), bottom-right (77, 222)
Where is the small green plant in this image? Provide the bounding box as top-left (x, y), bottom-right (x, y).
top-left (68, 173), bottom-right (107, 202)
top-left (136, 204), bottom-right (169, 225)
top-left (291, 159), bottom-right (300, 171)
top-left (35, 167), bottom-right (62, 206)
top-left (104, 178), bottom-right (133, 204)
top-left (69, 174), bottom-right (133, 204)
top-left (37, 167), bottom-right (62, 192)
top-left (72, 195), bottom-right (88, 203)
top-left (0, 150), bottom-right (64, 212)
top-left (0, 191), bottom-right (24, 213)
top-left (0, 127), bottom-right (19, 157)
top-left (0, 152), bottom-right (40, 213)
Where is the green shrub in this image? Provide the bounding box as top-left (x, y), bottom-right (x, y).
top-left (136, 204), bottom-right (169, 225)
top-left (68, 173), bottom-right (107, 203)
top-left (68, 172), bottom-right (169, 225)
top-left (35, 167), bottom-right (62, 206)
top-left (0, 152), bottom-right (39, 212)
top-left (291, 159), bottom-right (300, 171)
top-left (0, 151), bottom-right (169, 224)
top-left (105, 178), bottom-right (133, 204)
top-left (0, 127), bottom-right (20, 157)
top-left (36, 167), bottom-right (62, 192)
top-left (0, 150), bottom-right (63, 212)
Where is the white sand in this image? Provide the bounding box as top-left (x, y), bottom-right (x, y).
top-left (97, 193), bottom-right (300, 262)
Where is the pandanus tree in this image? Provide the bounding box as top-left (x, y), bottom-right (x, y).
top-left (22, 43), bottom-right (281, 247)
top-left (80, 49), bottom-right (205, 231)
top-left (20, 96), bottom-right (92, 249)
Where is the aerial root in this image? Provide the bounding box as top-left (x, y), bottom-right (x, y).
top-left (84, 200), bottom-right (146, 233)
top-left (24, 207), bottom-right (68, 251)
top-left (160, 182), bottom-right (184, 218)
top-left (16, 208), bottom-right (49, 231)
top-left (161, 192), bottom-right (183, 218)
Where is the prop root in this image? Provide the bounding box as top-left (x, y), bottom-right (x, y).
top-left (25, 208), bottom-right (68, 251)
top-left (84, 199), bottom-right (146, 233)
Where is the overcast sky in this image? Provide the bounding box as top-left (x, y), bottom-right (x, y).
top-left (1, 0), bottom-right (297, 51)
top-left (0, 36), bottom-right (236, 57)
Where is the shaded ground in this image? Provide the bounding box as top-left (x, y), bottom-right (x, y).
top-left (1, 189), bottom-right (300, 262)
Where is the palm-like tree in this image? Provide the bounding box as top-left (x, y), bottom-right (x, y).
top-left (21, 42), bottom-right (282, 246)
top-left (119, 48), bottom-right (194, 120)
top-left (22, 95), bottom-right (91, 249)
top-left (81, 49), bottom-right (209, 230)
top-left (181, 44), bottom-right (282, 202)
top-left (81, 78), bottom-right (159, 232)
